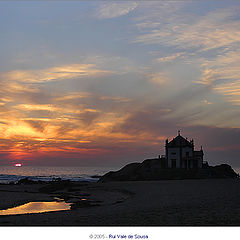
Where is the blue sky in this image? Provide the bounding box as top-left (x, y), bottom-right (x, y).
top-left (0, 1), bottom-right (240, 168)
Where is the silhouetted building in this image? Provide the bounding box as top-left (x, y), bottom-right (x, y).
top-left (163, 131), bottom-right (204, 169)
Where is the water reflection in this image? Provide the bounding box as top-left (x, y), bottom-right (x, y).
top-left (0, 201), bottom-right (71, 215)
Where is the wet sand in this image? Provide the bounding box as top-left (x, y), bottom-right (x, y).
top-left (0, 179), bottom-right (240, 226)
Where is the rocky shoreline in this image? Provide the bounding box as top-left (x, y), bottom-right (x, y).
top-left (99, 159), bottom-right (239, 182)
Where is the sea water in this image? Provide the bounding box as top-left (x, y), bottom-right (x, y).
top-left (0, 166), bottom-right (120, 184)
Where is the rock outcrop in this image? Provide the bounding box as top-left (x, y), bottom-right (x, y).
top-left (99, 159), bottom-right (239, 182)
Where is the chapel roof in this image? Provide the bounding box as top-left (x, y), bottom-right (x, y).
top-left (166, 132), bottom-right (193, 148)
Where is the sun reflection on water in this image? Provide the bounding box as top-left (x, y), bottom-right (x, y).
top-left (0, 201), bottom-right (71, 215)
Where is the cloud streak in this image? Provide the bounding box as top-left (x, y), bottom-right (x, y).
top-left (134, 6), bottom-right (240, 51)
top-left (97, 2), bottom-right (138, 19)
top-left (0, 64), bottom-right (111, 83)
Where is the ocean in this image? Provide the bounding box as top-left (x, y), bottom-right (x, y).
top-left (0, 166), bottom-right (120, 184)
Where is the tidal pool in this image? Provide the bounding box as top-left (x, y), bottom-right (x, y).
top-left (0, 201), bottom-right (71, 215)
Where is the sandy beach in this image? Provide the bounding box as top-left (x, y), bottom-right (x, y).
top-left (0, 179), bottom-right (239, 226)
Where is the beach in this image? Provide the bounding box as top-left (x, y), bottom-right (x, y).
top-left (0, 178), bottom-right (240, 226)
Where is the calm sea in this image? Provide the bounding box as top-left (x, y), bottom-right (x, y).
top-left (0, 166), bottom-right (120, 184)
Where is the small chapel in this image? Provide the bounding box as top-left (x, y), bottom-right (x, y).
top-left (161, 131), bottom-right (204, 169)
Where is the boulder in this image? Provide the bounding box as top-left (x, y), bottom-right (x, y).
top-left (16, 177), bottom-right (36, 185)
top-left (38, 180), bottom-right (71, 193)
top-left (208, 164), bottom-right (239, 178)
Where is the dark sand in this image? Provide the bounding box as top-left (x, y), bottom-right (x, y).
top-left (0, 179), bottom-right (240, 226)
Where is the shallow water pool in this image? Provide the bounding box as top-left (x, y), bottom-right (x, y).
top-left (0, 201), bottom-right (71, 215)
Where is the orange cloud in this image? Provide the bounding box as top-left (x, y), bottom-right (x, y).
top-left (0, 64), bottom-right (112, 83)
top-left (156, 53), bottom-right (184, 62)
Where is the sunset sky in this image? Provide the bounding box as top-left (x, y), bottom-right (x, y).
top-left (0, 1), bottom-right (240, 168)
